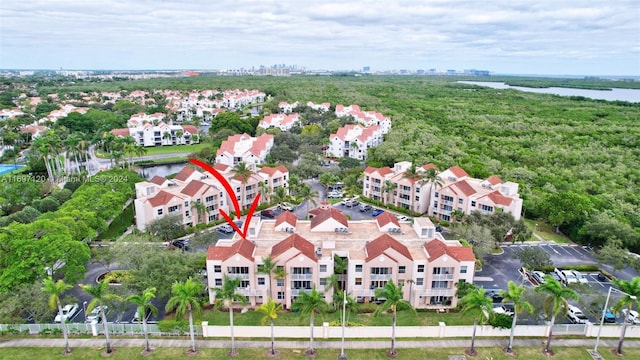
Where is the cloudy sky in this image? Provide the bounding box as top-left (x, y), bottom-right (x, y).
top-left (1, 0), bottom-right (638, 75)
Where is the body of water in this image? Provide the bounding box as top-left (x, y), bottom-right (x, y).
top-left (139, 162), bottom-right (188, 180)
top-left (0, 164), bottom-right (25, 175)
top-left (459, 81), bottom-right (640, 103)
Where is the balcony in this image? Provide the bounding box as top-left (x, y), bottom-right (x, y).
top-left (353, 289), bottom-right (376, 297)
top-left (227, 273), bottom-right (250, 280)
top-left (290, 288), bottom-right (312, 296)
top-left (420, 288), bottom-right (455, 297)
top-left (369, 274), bottom-right (392, 281)
top-left (432, 274), bottom-right (454, 280)
top-left (237, 288), bottom-right (264, 297)
top-left (441, 200), bottom-right (454, 206)
top-left (290, 274), bottom-right (313, 280)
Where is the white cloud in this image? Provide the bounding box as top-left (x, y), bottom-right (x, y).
top-left (0, 0), bottom-right (638, 74)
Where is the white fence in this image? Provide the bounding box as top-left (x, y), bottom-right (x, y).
top-left (201, 321), bottom-right (640, 339)
top-left (0, 323), bottom-right (202, 337)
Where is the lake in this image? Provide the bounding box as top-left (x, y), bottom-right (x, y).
top-left (139, 162), bottom-right (188, 179)
top-left (458, 81), bottom-right (640, 103)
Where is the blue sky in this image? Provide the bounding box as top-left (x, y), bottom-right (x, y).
top-left (1, 0), bottom-right (638, 75)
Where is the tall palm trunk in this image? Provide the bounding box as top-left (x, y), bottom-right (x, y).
top-left (57, 301), bottom-right (71, 353)
top-left (101, 308), bottom-right (112, 353)
top-left (617, 315), bottom-right (630, 355)
top-left (309, 312), bottom-right (315, 354)
top-left (470, 317), bottom-right (478, 355)
top-left (391, 309), bottom-right (397, 355)
top-left (270, 318), bottom-right (275, 355)
top-left (142, 314), bottom-right (150, 352)
top-left (545, 315), bottom-right (555, 353)
top-left (507, 312), bottom-right (518, 352)
top-left (229, 304), bottom-right (236, 354)
top-left (188, 307), bottom-right (196, 353)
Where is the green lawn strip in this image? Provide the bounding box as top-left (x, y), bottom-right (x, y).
top-left (141, 143), bottom-right (208, 156)
top-left (524, 219), bottom-right (573, 244)
top-left (2, 346), bottom-right (637, 360)
top-left (98, 203), bottom-right (135, 240)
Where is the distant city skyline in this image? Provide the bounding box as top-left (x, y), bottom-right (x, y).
top-left (1, 1), bottom-right (638, 76)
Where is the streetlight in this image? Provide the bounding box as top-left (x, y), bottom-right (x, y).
top-left (593, 286), bottom-right (612, 354)
top-left (593, 287), bottom-right (637, 356)
top-left (338, 290), bottom-right (347, 360)
top-left (83, 301), bottom-right (88, 317)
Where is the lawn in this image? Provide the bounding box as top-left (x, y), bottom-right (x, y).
top-left (142, 143), bottom-right (209, 156)
top-left (524, 219), bottom-right (573, 244)
top-left (2, 346), bottom-right (638, 360)
top-left (196, 308), bottom-right (476, 327)
top-left (98, 203), bottom-right (135, 240)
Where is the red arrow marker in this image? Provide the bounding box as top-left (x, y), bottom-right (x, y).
top-left (189, 158), bottom-right (260, 240)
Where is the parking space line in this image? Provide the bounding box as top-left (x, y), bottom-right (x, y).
top-left (545, 244), bottom-right (560, 255)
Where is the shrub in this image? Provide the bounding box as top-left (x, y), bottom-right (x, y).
top-left (329, 320), bottom-right (364, 326)
top-left (158, 319), bottom-right (190, 335)
top-left (489, 313), bottom-right (513, 329)
top-left (357, 303), bottom-right (379, 314)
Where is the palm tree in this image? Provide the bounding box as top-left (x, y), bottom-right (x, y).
top-left (297, 183), bottom-right (318, 214)
top-left (499, 281), bottom-right (534, 353)
top-left (421, 167), bottom-right (444, 189)
top-left (373, 281), bottom-right (413, 356)
top-left (272, 186), bottom-right (288, 208)
top-left (81, 280), bottom-right (120, 354)
top-left (535, 275), bottom-right (578, 354)
top-left (292, 287), bottom-right (330, 356)
top-left (135, 145), bottom-right (148, 161)
top-left (459, 287), bottom-right (494, 356)
top-left (318, 173), bottom-right (337, 198)
top-left (258, 181), bottom-right (271, 204)
top-left (333, 255), bottom-right (348, 291)
top-left (214, 275), bottom-right (247, 357)
top-left (176, 130), bottom-right (184, 144)
top-left (233, 162), bottom-right (253, 212)
top-left (334, 290), bottom-right (359, 323)
top-left (274, 267), bottom-right (287, 307)
top-left (258, 297), bottom-right (283, 356)
top-left (127, 287), bottom-right (158, 353)
top-left (611, 277), bottom-right (640, 355)
top-left (162, 131), bottom-right (171, 145)
top-left (258, 256), bottom-right (278, 299)
top-left (42, 278), bottom-right (73, 354)
top-left (191, 200), bottom-right (208, 225)
top-left (165, 278), bottom-right (204, 354)
top-left (383, 179), bottom-right (396, 204)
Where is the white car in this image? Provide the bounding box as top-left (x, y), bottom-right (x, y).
top-left (277, 202), bottom-right (295, 211)
top-left (571, 270), bottom-right (589, 285)
top-left (622, 309), bottom-right (640, 324)
top-left (396, 215), bottom-right (410, 222)
top-left (55, 303), bottom-right (79, 323)
top-left (567, 305), bottom-right (590, 324)
top-left (85, 305), bottom-right (107, 323)
top-left (493, 304), bottom-right (515, 317)
top-left (327, 191), bottom-right (343, 198)
top-left (218, 224), bottom-right (234, 234)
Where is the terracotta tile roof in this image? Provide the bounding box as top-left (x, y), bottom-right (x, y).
top-left (421, 163), bottom-right (438, 171)
top-left (271, 233), bottom-right (317, 262)
top-left (449, 166), bottom-right (469, 179)
top-left (486, 175), bottom-right (503, 185)
top-left (181, 180), bottom-right (208, 197)
top-left (149, 175), bottom-right (167, 185)
top-left (453, 180), bottom-right (476, 197)
top-left (364, 166), bottom-right (393, 176)
top-left (214, 163), bottom-right (230, 172)
top-left (259, 165), bottom-right (287, 176)
top-left (207, 239), bottom-right (255, 261)
top-left (174, 167), bottom-right (196, 182)
top-left (424, 240), bottom-right (475, 262)
top-left (182, 125), bottom-right (199, 134)
top-left (375, 211), bottom-right (400, 228)
top-left (148, 190), bottom-right (174, 207)
top-left (365, 234), bottom-right (413, 262)
top-left (485, 190), bottom-right (513, 206)
top-left (310, 208), bottom-right (348, 229)
top-left (275, 211), bottom-right (298, 228)
top-left (110, 128), bottom-right (131, 137)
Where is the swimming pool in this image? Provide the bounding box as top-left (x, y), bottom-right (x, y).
top-left (0, 164), bottom-right (25, 176)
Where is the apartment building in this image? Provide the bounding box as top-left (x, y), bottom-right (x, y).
top-left (206, 208), bottom-right (474, 310)
top-left (278, 101), bottom-right (300, 113)
top-left (335, 104), bottom-right (392, 134)
top-left (326, 124), bottom-right (384, 160)
top-left (363, 161), bottom-right (438, 214)
top-left (215, 133), bottom-right (274, 167)
top-left (363, 162), bottom-right (523, 220)
top-left (306, 101), bottom-right (331, 112)
top-left (134, 164), bottom-right (288, 231)
top-left (258, 113), bottom-right (300, 132)
top-left (110, 121), bottom-right (199, 147)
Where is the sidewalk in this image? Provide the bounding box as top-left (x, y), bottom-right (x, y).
top-left (2, 337), bottom-right (640, 349)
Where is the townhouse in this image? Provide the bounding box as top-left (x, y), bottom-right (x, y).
top-left (363, 162), bottom-right (523, 220)
top-left (0, 108), bottom-right (25, 120)
top-left (110, 121), bottom-right (199, 147)
top-left (306, 101), bottom-right (331, 112)
top-left (326, 124), bottom-right (384, 160)
top-left (278, 101), bottom-right (299, 113)
top-left (215, 133), bottom-right (274, 167)
top-left (258, 113), bottom-right (300, 132)
top-left (335, 104), bottom-right (392, 134)
top-left (134, 164), bottom-right (289, 231)
top-left (206, 207), bottom-right (474, 309)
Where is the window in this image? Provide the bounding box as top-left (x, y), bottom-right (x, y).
top-left (417, 265), bottom-right (425, 273)
top-left (480, 204), bottom-right (494, 212)
top-left (320, 265), bottom-right (327, 272)
top-left (184, 201), bottom-right (189, 208)
top-left (355, 278), bottom-right (362, 285)
top-left (416, 187), bottom-right (420, 193)
top-left (157, 209), bottom-right (163, 216)
top-left (355, 265), bottom-right (363, 272)
top-left (460, 266), bottom-right (468, 274)
top-left (416, 278), bottom-right (424, 286)
top-left (398, 280), bottom-right (404, 286)
top-left (276, 279), bottom-right (284, 287)
top-left (258, 277), bottom-right (265, 285)
top-left (471, 201), bottom-right (476, 207)
top-left (431, 281), bottom-right (449, 289)
top-left (215, 278), bottom-right (222, 286)
top-left (168, 205), bottom-right (179, 213)
top-left (214, 265), bottom-right (221, 273)
top-left (185, 210), bottom-right (190, 217)
top-left (320, 278), bottom-right (326, 286)
top-left (459, 198), bottom-right (463, 204)
top-left (399, 266), bottom-right (406, 274)
top-left (434, 192), bottom-right (439, 198)
top-left (277, 291), bottom-right (284, 300)
top-left (206, 195), bottom-right (214, 202)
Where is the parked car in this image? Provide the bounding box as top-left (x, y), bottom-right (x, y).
top-left (531, 271), bottom-right (546, 285)
top-left (277, 202), bottom-right (294, 211)
top-left (601, 309), bottom-right (616, 323)
top-left (261, 209), bottom-right (276, 218)
top-left (327, 191), bottom-right (343, 198)
top-left (554, 268), bottom-right (578, 285)
top-left (622, 309), bottom-right (640, 324)
top-left (132, 308), bottom-right (152, 323)
top-left (55, 303), bottom-right (79, 323)
top-left (85, 305), bottom-right (107, 323)
top-left (343, 199), bottom-right (360, 207)
top-left (493, 304), bottom-right (515, 317)
top-left (485, 289), bottom-right (504, 303)
top-left (548, 272), bottom-right (562, 283)
top-left (396, 215), bottom-right (410, 222)
top-left (171, 239), bottom-right (189, 251)
top-left (359, 204), bottom-right (372, 212)
top-left (567, 305), bottom-right (590, 324)
top-left (571, 270), bottom-right (589, 285)
top-left (218, 224), bottom-right (234, 233)
top-left (372, 209), bottom-right (385, 217)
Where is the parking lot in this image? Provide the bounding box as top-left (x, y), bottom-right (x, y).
top-left (475, 243), bottom-right (640, 324)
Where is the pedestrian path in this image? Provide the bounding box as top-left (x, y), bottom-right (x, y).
top-left (1, 337), bottom-right (639, 349)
